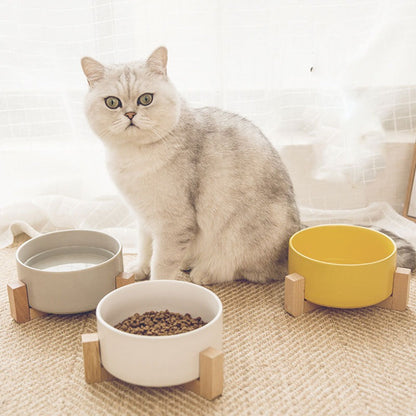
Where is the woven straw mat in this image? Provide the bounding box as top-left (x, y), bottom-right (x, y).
top-left (1, 235), bottom-right (416, 416)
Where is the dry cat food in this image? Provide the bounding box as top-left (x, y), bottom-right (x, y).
top-left (114, 310), bottom-right (206, 336)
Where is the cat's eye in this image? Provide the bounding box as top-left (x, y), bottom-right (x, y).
top-left (137, 93), bottom-right (153, 106)
top-left (104, 96), bottom-right (122, 109)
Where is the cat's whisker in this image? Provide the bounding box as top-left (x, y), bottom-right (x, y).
top-left (148, 123), bottom-right (174, 139)
top-left (111, 118), bottom-right (128, 129)
top-left (98, 126), bottom-right (113, 138)
top-left (150, 128), bottom-right (173, 144)
top-left (135, 115), bottom-right (155, 130)
top-left (131, 116), bottom-right (173, 142)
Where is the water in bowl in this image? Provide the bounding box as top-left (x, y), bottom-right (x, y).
top-left (25, 246), bottom-right (114, 272)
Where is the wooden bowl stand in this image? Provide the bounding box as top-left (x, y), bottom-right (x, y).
top-left (285, 267), bottom-right (411, 317)
top-left (7, 272), bottom-right (224, 400)
top-left (7, 272), bottom-right (136, 323)
top-left (82, 333), bottom-right (224, 400)
top-left (80, 275), bottom-right (224, 400)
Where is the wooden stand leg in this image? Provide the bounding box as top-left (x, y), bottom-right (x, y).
top-left (377, 267), bottom-right (411, 311)
top-left (183, 347), bottom-right (224, 400)
top-left (115, 272), bottom-right (135, 288)
top-left (29, 307), bottom-right (48, 320)
top-left (7, 281), bottom-right (30, 323)
top-left (7, 281), bottom-right (47, 323)
top-left (284, 273), bottom-right (320, 317)
top-left (81, 333), bottom-right (114, 384)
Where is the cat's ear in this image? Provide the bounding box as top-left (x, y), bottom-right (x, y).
top-left (146, 46), bottom-right (168, 76)
top-left (81, 57), bottom-right (105, 87)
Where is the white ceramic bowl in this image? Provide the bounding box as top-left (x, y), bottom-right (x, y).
top-left (16, 230), bottom-right (123, 314)
top-left (96, 280), bottom-right (223, 387)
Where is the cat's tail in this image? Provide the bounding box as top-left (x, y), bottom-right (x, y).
top-left (367, 226), bottom-right (416, 272)
top-left (299, 223), bottom-right (416, 272)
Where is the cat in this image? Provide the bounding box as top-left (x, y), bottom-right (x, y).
top-left (81, 46), bottom-right (300, 284)
top-left (81, 47), bottom-right (415, 284)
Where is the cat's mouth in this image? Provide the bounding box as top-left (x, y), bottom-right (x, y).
top-left (126, 123), bottom-right (139, 130)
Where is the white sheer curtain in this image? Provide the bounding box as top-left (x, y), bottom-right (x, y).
top-left (1, 0), bottom-right (416, 249)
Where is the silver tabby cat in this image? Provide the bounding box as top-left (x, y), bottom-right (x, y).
top-left (81, 47), bottom-right (414, 283)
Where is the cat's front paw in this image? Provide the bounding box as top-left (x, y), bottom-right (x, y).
top-left (125, 258), bottom-right (150, 281)
top-left (189, 267), bottom-right (217, 285)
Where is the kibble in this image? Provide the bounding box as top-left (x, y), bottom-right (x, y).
top-left (114, 310), bottom-right (206, 336)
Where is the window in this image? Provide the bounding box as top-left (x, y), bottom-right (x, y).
top-left (1, 0), bottom-right (415, 247)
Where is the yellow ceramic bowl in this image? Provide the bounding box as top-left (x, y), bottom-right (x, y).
top-left (288, 225), bottom-right (397, 308)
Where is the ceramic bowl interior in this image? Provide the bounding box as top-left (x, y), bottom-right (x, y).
top-left (96, 280), bottom-right (223, 387)
top-left (16, 229), bottom-right (123, 314)
top-left (288, 225), bottom-right (397, 308)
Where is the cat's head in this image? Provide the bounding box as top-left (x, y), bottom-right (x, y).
top-left (81, 47), bottom-right (181, 146)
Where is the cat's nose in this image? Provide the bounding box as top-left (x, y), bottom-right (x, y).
top-left (124, 112), bottom-right (136, 120)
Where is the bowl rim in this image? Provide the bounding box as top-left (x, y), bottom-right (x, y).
top-left (289, 224), bottom-right (397, 267)
top-left (96, 280), bottom-right (223, 340)
top-left (16, 229), bottom-right (122, 274)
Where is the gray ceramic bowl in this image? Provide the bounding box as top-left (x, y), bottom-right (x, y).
top-left (16, 230), bottom-right (123, 314)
